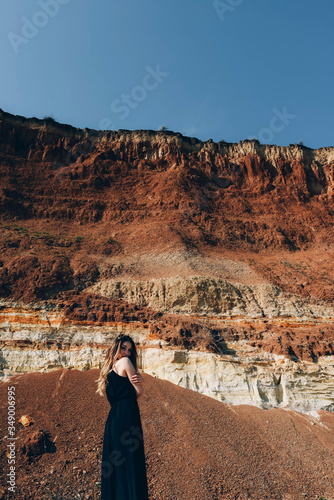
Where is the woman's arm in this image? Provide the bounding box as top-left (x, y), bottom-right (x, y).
top-left (117, 358), bottom-right (144, 398)
top-left (130, 372), bottom-right (143, 385)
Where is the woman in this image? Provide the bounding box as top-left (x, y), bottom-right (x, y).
top-left (96, 334), bottom-right (149, 500)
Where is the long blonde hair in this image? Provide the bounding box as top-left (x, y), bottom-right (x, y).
top-left (96, 334), bottom-right (138, 397)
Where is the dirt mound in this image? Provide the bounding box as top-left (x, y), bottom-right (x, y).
top-left (0, 369), bottom-right (333, 499)
top-left (19, 429), bottom-right (56, 462)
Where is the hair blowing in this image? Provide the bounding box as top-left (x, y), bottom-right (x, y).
top-left (95, 334), bottom-right (138, 397)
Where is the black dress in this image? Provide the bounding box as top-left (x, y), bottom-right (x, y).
top-left (100, 369), bottom-right (149, 500)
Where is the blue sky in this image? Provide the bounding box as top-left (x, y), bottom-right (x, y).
top-left (0, 0), bottom-right (333, 148)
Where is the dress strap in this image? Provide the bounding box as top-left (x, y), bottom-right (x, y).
top-left (113, 363), bottom-right (118, 375)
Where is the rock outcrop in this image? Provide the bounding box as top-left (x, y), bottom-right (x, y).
top-left (87, 275), bottom-right (334, 318)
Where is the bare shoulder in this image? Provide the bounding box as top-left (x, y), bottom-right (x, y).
top-left (116, 357), bottom-right (134, 370)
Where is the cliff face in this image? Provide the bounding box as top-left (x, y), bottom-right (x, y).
top-left (1, 108), bottom-right (334, 251)
top-left (0, 109), bottom-right (334, 413)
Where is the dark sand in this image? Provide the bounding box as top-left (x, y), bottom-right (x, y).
top-left (1, 369), bottom-right (334, 499)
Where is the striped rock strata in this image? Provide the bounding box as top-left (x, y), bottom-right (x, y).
top-left (1, 298), bottom-right (333, 414)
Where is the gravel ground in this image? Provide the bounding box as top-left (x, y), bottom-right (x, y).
top-left (0, 368), bottom-right (333, 500)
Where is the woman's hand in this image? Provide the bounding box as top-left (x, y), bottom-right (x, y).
top-left (130, 372), bottom-right (143, 385)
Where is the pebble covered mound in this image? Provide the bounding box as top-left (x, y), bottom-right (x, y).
top-left (0, 369), bottom-right (333, 499)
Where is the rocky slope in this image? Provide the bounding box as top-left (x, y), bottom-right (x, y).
top-left (1, 369), bottom-right (334, 500)
top-left (0, 108), bottom-right (334, 415)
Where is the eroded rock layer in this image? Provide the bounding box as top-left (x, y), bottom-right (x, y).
top-left (1, 293), bottom-right (334, 413)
